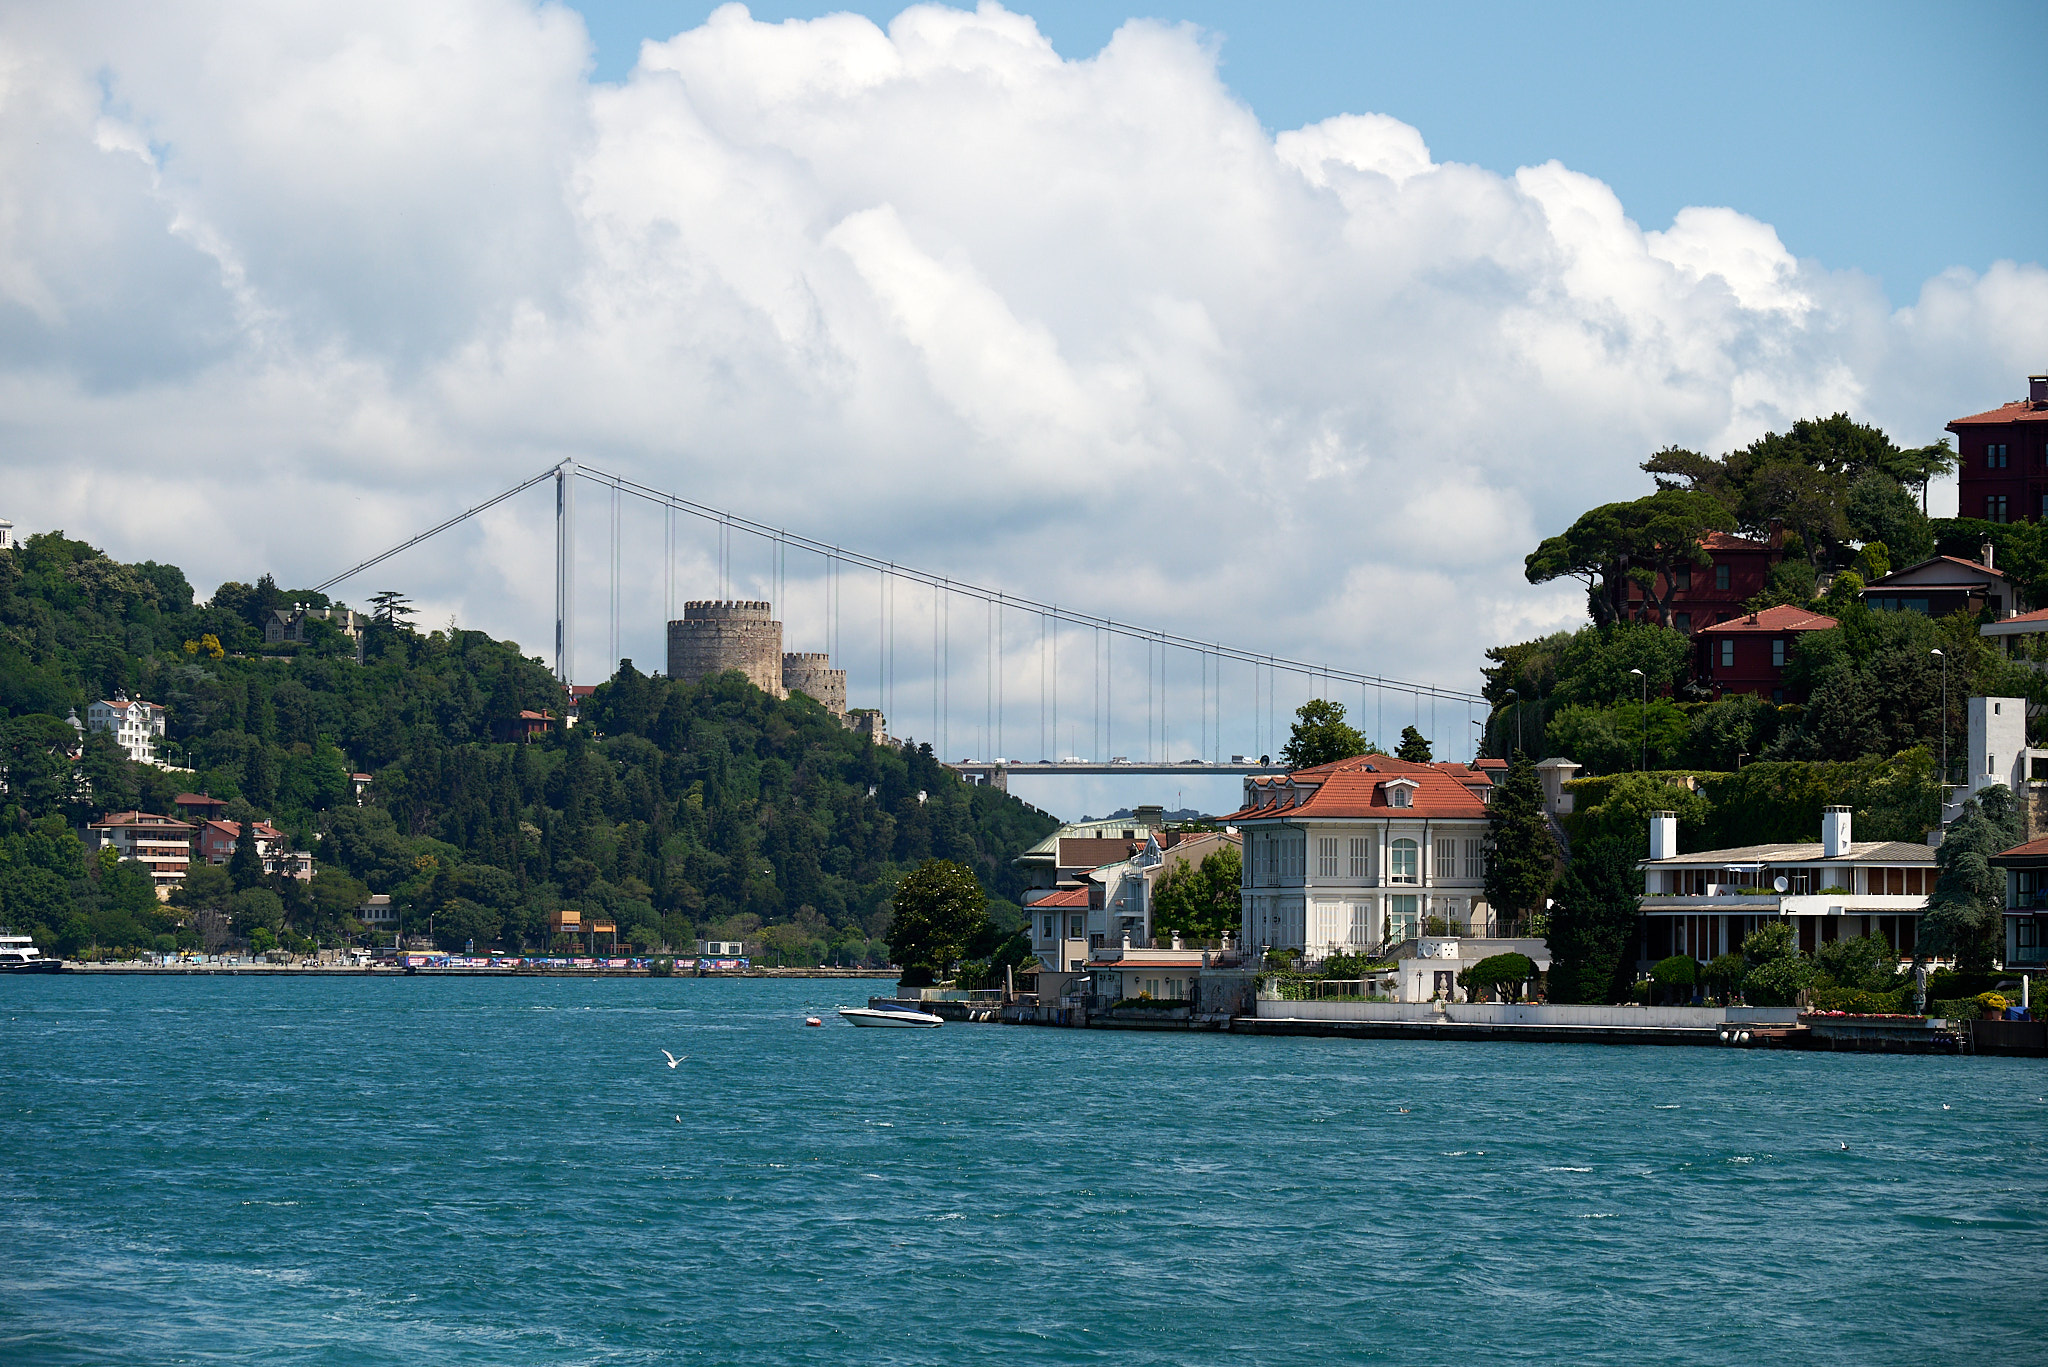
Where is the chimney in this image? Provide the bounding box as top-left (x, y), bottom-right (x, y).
top-left (1822, 806), bottom-right (1852, 859)
top-left (2030, 374), bottom-right (2048, 404)
top-left (1981, 539), bottom-right (1995, 570)
top-left (1648, 810), bottom-right (1678, 860)
top-left (1768, 517), bottom-right (1784, 551)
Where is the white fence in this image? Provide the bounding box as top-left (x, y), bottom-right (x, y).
top-left (1254, 1001), bottom-right (1800, 1028)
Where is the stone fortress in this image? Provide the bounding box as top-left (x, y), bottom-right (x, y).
top-left (666, 600), bottom-right (852, 721)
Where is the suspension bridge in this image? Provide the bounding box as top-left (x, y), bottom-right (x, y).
top-left (312, 460), bottom-right (1489, 776)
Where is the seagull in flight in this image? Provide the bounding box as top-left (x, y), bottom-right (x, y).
top-left (662, 1050), bottom-right (687, 1068)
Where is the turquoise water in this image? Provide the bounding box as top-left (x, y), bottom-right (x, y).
top-left (2, 977), bottom-right (2044, 1366)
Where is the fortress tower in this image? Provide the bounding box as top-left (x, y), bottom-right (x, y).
top-left (667, 602), bottom-right (784, 697)
top-left (780, 653), bottom-right (847, 717)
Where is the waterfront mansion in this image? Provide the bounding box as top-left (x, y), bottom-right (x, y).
top-left (1635, 805), bottom-right (1933, 969)
top-left (1223, 754), bottom-right (1495, 959)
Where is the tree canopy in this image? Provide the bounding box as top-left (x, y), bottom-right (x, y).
top-left (1394, 726), bottom-right (1433, 763)
top-left (1152, 844), bottom-right (1242, 944)
top-left (1279, 699), bottom-right (1369, 770)
top-left (0, 533), bottom-right (1057, 962)
top-left (1524, 489), bottom-right (1733, 627)
top-left (885, 858), bottom-right (989, 987)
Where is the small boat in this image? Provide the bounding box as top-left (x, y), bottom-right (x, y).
top-left (0, 932), bottom-right (61, 974)
top-left (837, 1002), bottom-right (943, 1029)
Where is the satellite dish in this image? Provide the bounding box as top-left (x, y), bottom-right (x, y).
top-left (1772, 876), bottom-right (1789, 893)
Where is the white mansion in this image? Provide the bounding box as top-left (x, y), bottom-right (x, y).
top-left (1225, 754), bottom-right (1496, 958)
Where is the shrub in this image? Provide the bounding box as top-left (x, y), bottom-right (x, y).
top-left (1651, 955), bottom-right (1697, 986)
top-left (1976, 992), bottom-right (2009, 1018)
top-left (1458, 951), bottom-right (1538, 1002)
top-left (1702, 953), bottom-right (1745, 1002)
top-left (1744, 954), bottom-right (1814, 1007)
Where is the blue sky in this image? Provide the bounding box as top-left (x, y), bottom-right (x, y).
top-left (574, 0), bottom-right (2046, 303)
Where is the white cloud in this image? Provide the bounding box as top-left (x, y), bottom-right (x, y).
top-left (3, 0), bottom-right (2046, 788)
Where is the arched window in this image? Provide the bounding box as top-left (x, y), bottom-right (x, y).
top-left (1390, 838), bottom-right (1419, 885)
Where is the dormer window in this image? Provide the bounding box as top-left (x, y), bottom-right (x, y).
top-left (1383, 778), bottom-right (1418, 809)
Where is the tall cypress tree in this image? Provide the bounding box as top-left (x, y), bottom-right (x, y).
top-left (227, 818), bottom-right (263, 891)
top-left (1544, 836), bottom-right (1640, 1002)
top-left (1483, 750), bottom-right (1554, 936)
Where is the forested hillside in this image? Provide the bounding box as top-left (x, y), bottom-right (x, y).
top-left (0, 531), bottom-right (1057, 959)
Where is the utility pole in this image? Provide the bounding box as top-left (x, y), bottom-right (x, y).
top-left (555, 460), bottom-right (575, 687)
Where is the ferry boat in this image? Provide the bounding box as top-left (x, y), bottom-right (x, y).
top-left (0, 932), bottom-right (62, 974)
top-left (837, 1001), bottom-right (943, 1029)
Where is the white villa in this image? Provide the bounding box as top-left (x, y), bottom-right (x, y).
top-left (1636, 806), bottom-right (1935, 966)
top-left (1224, 754), bottom-right (1496, 959)
top-left (85, 695), bottom-right (167, 764)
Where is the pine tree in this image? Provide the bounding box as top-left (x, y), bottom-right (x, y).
top-left (1483, 750), bottom-right (1553, 935)
top-left (1395, 726), bottom-right (1433, 763)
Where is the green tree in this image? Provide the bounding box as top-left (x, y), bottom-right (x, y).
top-left (1544, 836), bottom-right (1641, 1004)
top-left (1525, 489), bottom-right (1734, 628)
top-left (1922, 788), bottom-right (2018, 973)
top-left (1483, 751), bottom-right (1553, 935)
top-left (1152, 844), bottom-right (1243, 943)
top-left (884, 858), bottom-right (989, 987)
top-left (1547, 700), bottom-right (1689, 776)
top-left (230, 887), bottom-right (285, 940)
top-left (1846, 471), bottom-right (1934, 565)
top-left (1279, 699), bottom-right (1369, 770)
top-left (227, 819), bottom-right (263, 891)
top-left (1395, 726), bottom-right (1433, 763)
top-left (1740, 921), bottom-right (1811, 1006)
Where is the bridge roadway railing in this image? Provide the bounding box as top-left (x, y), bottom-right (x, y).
top-left (941, 760), bottom-right (1288, 790)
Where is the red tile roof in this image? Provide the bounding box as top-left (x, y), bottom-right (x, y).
top-left (1693, 605), bottom-right (1837, 635)
top-left (1699, 530), bottom-right (1772, 551)
top-left (1032, 887), bottom-right (1092, 907)
top-left (1222, 753), bottom-right (1489, 822)
top-left (88, 811), bottom-right (196, 831)
top-left (173, 793), bottom-right (226, 807)
top-left (1948, 400), bottom-right (2048, 427)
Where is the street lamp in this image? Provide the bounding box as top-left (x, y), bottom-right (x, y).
top-left (1470, 717), bottom-right (1484, 764)
top-left (1931, 648), bottom-right (1947, 792)
top-left (1629, 668), bottom-right (1647, 771)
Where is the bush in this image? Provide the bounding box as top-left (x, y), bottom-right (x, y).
top-left (1459, 951), bottom-right (1537, 1002)
top-left (1744, 954), bottom-right (1814, 1007)
top-left (1651, 955), bottom-right (1697, 986)
top-left (1808, 985), bottom-right (1912, 1014)
top-left (1702, 953), bottom-right (1745, 1002)
top-left (1976, 992), bottom-right (2009, 1018)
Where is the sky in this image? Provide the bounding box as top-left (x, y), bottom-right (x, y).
top-left (2, 0), bottom-right (2045, 820)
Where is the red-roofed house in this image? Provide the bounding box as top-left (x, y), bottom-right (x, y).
top-left (1694, 605), bottom-right (1838, 703)
top-left (194, 819), bottom-right (313, 882)
top-left (1624, 528), bottom-right (1785, 635)
top-left (1223, 754), bottom-right (1492, 959)
top-left (1950, 373), bottom-right (2048, 525)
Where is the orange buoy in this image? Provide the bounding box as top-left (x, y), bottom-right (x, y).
top-left (805, 1016), bottom-right (823, 1027)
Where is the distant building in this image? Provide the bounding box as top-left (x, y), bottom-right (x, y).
top-left (1862, 547), bottom-right (2025, 620)
top-left (1624, 527), bottom-right (1785, 634)
top-left (85, 695), bottom-right (167, 764)
top-left (0, 518), bottom-right (14, 550)
top-left (86, 811), bottom-right (197, 899)
top-left (1949, 372), bottom-right (2048, 524)
top-left (515, 710), bottom-right (555, 741)
top-left (193, 819), bottom-right (312, 881)
top-left (265, 604), bottom-right (368, 659)
top-left (665, 599), bottom-right (851, 719)
top-left (173, 792), bottom-right (229, 825)
top-left (358, 894), bottom-right (397, 930)
top-left (1692, 604), bottom-right (1837, 703)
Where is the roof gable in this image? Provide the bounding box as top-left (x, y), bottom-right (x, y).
top-left (1866, 555), bottom-right (2011, 590)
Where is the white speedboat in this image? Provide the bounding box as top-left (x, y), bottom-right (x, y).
top-left (837, 1002), bottom-right (943, 1028)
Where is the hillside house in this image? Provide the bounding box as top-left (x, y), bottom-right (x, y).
top-left (1692, 605), bottom-right (1838, 703)
top-left (85, 695), bottom-right (166, 764)
top-left (1950, 373), bottom-right (2048, 525)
